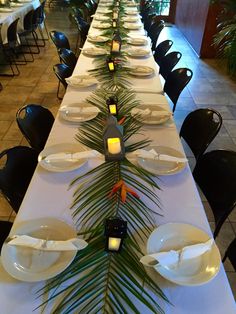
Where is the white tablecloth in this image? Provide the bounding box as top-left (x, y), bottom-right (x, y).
top-left (0, 0), bottom-right (40, 43)
top-left (0, 4), bottom-right (235, 314)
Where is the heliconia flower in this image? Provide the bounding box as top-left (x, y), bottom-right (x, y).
top-left (118, 116), bottom-right (126, 125)
top-left (109, 179), bottom-right (139, 203)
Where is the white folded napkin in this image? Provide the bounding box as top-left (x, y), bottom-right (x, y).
top-left (134, 149), bottom-right (188, 163)
top-left (140, 239), bottom-right (214, 268)
top-left (43, 150), bottom-right (102, 164)
top-left (60, 106), bottom-right (100, 115)
top-left (8, 235), bottom-right (88, 251)
top-left (66, 75), bottom-right (97, 88)
top-left (133, 66), bottom-right (153, 73)
top-left (132, 108), bottom-right (171, 118)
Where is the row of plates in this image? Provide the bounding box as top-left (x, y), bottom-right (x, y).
top-left (1, 219), bottom-right (220, 286)
top-left (38, 142), bottom-right (186, 176)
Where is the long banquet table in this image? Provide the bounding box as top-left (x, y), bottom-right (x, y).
top-left (0, 0), bottom-right (40, 43)
top-left (0, 2), bottom-right (235, 313)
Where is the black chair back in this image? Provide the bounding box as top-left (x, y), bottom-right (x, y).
top-left (16, 104), bottom-right (54, 152)
top-left (0, 146), bottom-right (38, 212)
top-left (53, 63), bottom-right (73, 89)
top-left (193, 150), bottom-right (236, 238)
top-left (7, 18), bottom-right (19, 47)
top-left (154, 40), bottom-right (173, 65)
top-left (223, 238), bottom-right (236, 270)
top-left (180, 108), bottom-right (222, 161)
top-left (148, 20), bottom-right (165, 51)
top-left (50, 30), bottom-right (70, 51)
top-left (23, 9), bottom-right (34, 32)
top-left (59, 48), bottom-right (77, 70)
top-left (164, 68), bottom-right (193, 112)
top-left (159, 51), bottom-right (182, 80)
top-left (0, 221), bottom-right (13, 251)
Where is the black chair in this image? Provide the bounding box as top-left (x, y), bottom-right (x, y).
top-left (0, 221), bottom-right (13, 251)
top-left (16, 104), bottom-right (54, 152)
top-left (72, 14), bottom-right (90, 53)
top-left (33, 0), bottom-right (49, 44)
top-left (0, 18), bottom-right (20, 76)
top-left (49, 31), bottom-right (70, 58)
top-left (164, 68), bottom-right (193, 112)
top-left (53, 63), bottom-right (73, 99)
top-left (154, 40), bottom-right (173, 65)
top-left (193, 150), bottom-right (236, 238)
top-left (0, 146), bottom-right (38, 213)
top-left (59, 48), bottom-right (77, 70)
top-left (18, 9), bottom-right (40, 57)
top-left (223, 238), bottom-right (236, 271)
top-left (159, 51), bottom-right (182, 80)
top-left (148, 20), bottom-right (165, 51)
top-left (180, 108), bottom-right (222, 161)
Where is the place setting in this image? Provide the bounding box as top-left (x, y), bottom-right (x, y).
top-left (127, 65), bottom-right (155, 77)
top-left (1, 217), bottom-right (88, 282)
top-left (127, 36), bottom-right (149, 46)
top-left (123, 22), bottom-right (143, 30)
top-left (81, 47), bottom-right (109, 57)
top-left (87, 34), bottom-right (110, 43)
top-left (66, 74), bottom-right (98, 88)
top-left (127, 146), bottom-right (188, 176)
top-left (140, 223), bottom-right (221, 286)
top-left (92, 22), bottom-right (111, 29)
top-left (38, 143), bottom-right (102, 172)
top-left (93, 14), bottom-right (110, 21)
top-left (131, 104), bottom-right (172, 124)
top-left (127, 47), bottom-right (151, 58)
top-left (58, 103), bottom-right (100, 123)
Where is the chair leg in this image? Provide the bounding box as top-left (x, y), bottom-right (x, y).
top-left (56, 80), bottom-right (62, 100)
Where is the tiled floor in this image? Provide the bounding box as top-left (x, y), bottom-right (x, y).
top-left (0, 6), bottom-right (235, 298)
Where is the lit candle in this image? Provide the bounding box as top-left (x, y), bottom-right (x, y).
top-left (108, 60), bottom-right (115, 71)
top-left (112, 41), bottom-right (120, 53)
top-left (108, 237), bottom-right (121, 251)
top-left (113, 21), bottom-right (117, 28)
top-left (108, 104), bottom-right (117, 115)
top-left (107, 138), bottom-right (121, 154)
top-left (113, 12), bottom-right (118, 20)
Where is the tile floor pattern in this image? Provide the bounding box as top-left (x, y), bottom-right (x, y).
top-left (0, 5), bottom-right (235, 299)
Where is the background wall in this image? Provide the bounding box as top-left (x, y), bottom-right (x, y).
top-left (175, 0), bottom-right (218, 57)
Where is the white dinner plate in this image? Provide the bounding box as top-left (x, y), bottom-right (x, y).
top-left (122, 16), bottom-right (139, 22)
top-left (93, 23), bottom-right (111, 29)
top-left (38, 143), bottom-right (88, 172)
top-left (82, 47), bottom-right (108, 56)
top-left (147, 223), bottom-right (221, 286)
top-left (131, 104), bottom-right (172, 124)
top-left (137, 146), bottom-right (187, 176)
top-left (127, 48), bottom-right (151, 57)
top-left (66, 74), bottom-right (97, 88)
top-left (59, 103), bottom-right (100, 123)
top-left (124, 23), bottom-right (142, 30)
top-left (87, 35), bottom-right (109, 43)
top-left (94, 15), bottom-right (110, 21)
top-left (0, 7), bottom-right (13, 12)
top-left (96, 9), bottom-right (112, 13)
top-left (10, 2), bottom-right (23, 6)
top-left (125, 10), bottom-right (138, 15)
top-left (127, 37), bottom-right (148, 46)
top-left (128, 65), bottom-right (154, 77)
top-left (1, 218), bottom-right (77, 282)
top-left (99, 3), bottom-right (113, 6)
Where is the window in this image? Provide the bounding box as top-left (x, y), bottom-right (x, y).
top-left (154, 0), bottom-right (171, 16)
